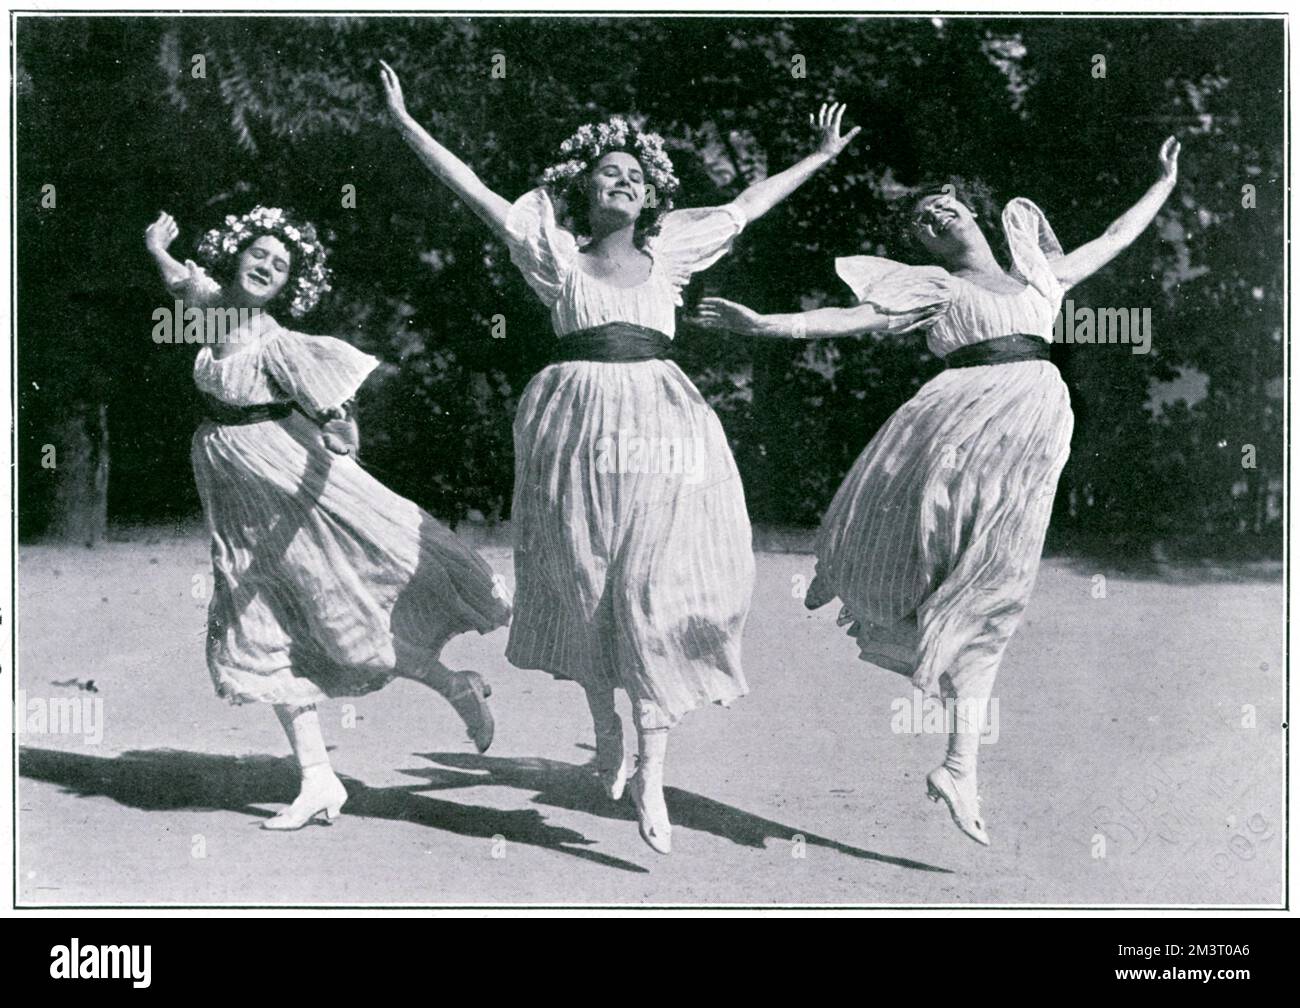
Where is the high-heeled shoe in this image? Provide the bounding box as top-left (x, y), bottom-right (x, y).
top-left (926, 766), bottom-right (990, 846)
top-left (446, 670), bottom-right (494, 753)
top-left (627, 761), bottom-right (672, 855)
top-left (594, 721), bottom-right (631, 801)
top-left (262, 772), bottom-right (348, 831)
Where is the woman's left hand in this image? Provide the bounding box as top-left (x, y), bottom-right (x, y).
top-left (811, 102), bottom-right (862, 160)
top-left (1158, 135), bottom-right (1181, 184)
top-left (319, 405), bottom-right (360, 456)
top-left (694, 297), bottom-right (765, 335)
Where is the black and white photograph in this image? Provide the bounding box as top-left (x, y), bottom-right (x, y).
top-left (4, 4), bottom-right (1290, 912)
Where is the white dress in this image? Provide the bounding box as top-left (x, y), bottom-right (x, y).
top-left (502, 188), bottom-right (754, 724)
top-left (806, 199), bottom-right (1074, 698)
top-left (177, 261), bottom-right (510, 706)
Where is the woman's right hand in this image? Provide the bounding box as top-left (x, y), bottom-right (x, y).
top-left (379, 60), bottom-right (409, 122)
top-left (145, 211), bottom-right (178, 254)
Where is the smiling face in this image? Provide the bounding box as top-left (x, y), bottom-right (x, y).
top-left (586, 151), bottom-right (647, 227)
top-left (910, 192), bottom-right (981, 261)
top-left (234, 235), bottom-right (292, 306)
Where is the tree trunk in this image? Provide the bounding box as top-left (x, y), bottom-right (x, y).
top-left (47, 402), bottom-right (109, 546)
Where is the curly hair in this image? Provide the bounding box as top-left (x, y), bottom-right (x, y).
top-left (196, 206), bottom-right (332, 317)
top-left (888, 175), bottom-right (1009, 268)
top-left (541, 117), bottom-right (680, 249)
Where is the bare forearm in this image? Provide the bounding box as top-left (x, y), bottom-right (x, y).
top-left (756, 304), bottom-right (884, 340)
top-left (733, 151), bottom-right (833, 223)
top-left (1107, 174), bottom-right (1176, 244)
top-left (394, 111), bottom-right (478, 190)
top-left (1055, 173), bottom-right (1176, 286)
top-left (149, 247), bottom-right (189, 291)
top-left (393, 112), bottom-right (511, 236)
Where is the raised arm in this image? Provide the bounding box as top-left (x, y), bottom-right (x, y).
top-left (731, 103), bottom-right (861, 224)
top-left (1052, 136), bottom-right (1180, 289)
top-left (380, 61), bottom-right (512, 239)
top-left (694, 296), bottom-right (894, 340)
top-left (144, 211), bottom-right (190, 291)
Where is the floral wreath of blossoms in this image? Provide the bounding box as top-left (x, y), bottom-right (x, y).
top-left (541, 117), bottom-right (680, 210)
top-left (196, 205), bottom-right (332, 317)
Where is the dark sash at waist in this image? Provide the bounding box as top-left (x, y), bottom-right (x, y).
top-left (197, 390), bottom-right (294, 426)
top-left (550, 322), bottom-right (672, 364)
top-left (943, 333), bottom-right (1052, 369)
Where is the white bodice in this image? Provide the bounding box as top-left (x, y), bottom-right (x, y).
top-left (504, 186), bottom-right (747, 338)
top-left (172, 261), bottom-right (378, 411)
top-left (835, 197), bottom-right (1068, 357)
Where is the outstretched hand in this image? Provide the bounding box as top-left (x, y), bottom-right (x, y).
top-left (811, 102), bottom-right (862, 160)
top-left (1158, 135), bottom-right (1181, 183)
top-left (378, 59), bottom-right (409, 120)
top-left (145, 211), bottom-right (178, 254)
top-left (694, 297), bottom-right (765, 336)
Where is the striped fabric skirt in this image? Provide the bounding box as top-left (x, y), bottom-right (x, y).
top-left (806, 359), bottom-right (1073, 697)
top-left (192, 411), bottom-right (511, 706)
top-left (505, 358), bottom-right (754, 724)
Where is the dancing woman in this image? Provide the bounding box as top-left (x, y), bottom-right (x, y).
top-left (696, 138), bottom-right (1181, 845)
top-left (144, 205), bottom-right (510, 830)
top-left (380, 61), bottom-right (859, 853)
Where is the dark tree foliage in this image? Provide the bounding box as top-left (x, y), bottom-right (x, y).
top-left (16, 16), bottom-right (1282, 557)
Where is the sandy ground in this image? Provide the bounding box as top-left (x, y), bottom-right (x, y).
top-left (15, 530), bottom-right (1285, 906)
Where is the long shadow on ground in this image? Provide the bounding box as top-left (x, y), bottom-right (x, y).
top-left (20, 745), bottom-right (950, 878)
top-left (414, 751), bottom-right (950, 874)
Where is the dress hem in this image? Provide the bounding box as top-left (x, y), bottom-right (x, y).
top-left (503, 651), bottom-right (749, 722)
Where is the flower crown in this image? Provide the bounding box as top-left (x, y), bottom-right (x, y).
top-left (196, 205), bottom-right (332, 317)
top-left (541, 117), bottom-right (680, 208)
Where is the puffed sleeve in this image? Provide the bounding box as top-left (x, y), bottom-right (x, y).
top-left (1002, 197), bottom-right (1067, 297)
top-left (503, 187), bottom-right (580, 309)
top-left (834, 255), bottom-right (953, 333)
top-left (652, 203), bottom-right (748, 301)
top-left (167, 259), bottom-right (222, 308)
top-left (261, 330), bottom-right (381, 417)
